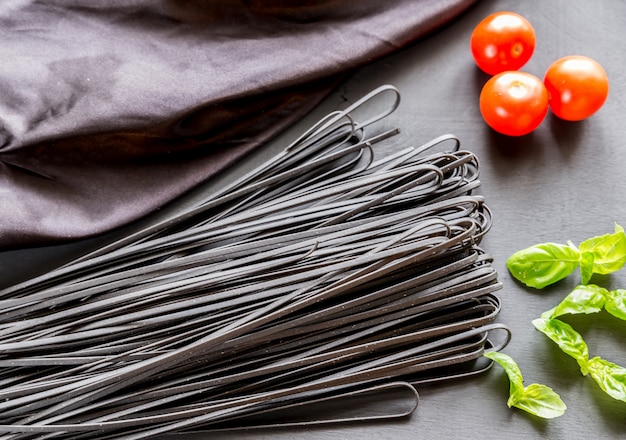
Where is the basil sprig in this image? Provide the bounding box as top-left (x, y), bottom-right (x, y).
top-left (541, 284), bottom-right (626, 321)
top-left (534, 282), bottom-right (626, 403)
top-left (484, 351), bottom-right (567, 418)
top-left (497, 223), bottom-right (626, 417)
top-left (533, 317), bottom-right (626, 403)
top-left (507, 224), bottom-right (626, 289)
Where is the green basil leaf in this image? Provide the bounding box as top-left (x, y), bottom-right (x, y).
top-left (543, 284), bottom-right (607, 319)
top-left (532, 317), bottom-right (589, 372)
top-left (586, 356), bottom-right (626, 403)
top-left (579, 223), bottom-right (626, 275)
top-left (510, 383), bottom-right (567, 419)
top-left (579, 251), bottom-right (595, 285)
top-left (484, 351), bottom-right (524, 391)
top-left (485, 351), bottom-right (566, 419)
top-left (507, 242), bottom-right (581, 289)
top-left (605, 289), bottom-right (626, 321)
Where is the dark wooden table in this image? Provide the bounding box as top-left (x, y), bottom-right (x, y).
top-left (2, 1), bottom-right (625, 439)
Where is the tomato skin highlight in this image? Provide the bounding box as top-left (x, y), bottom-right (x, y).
top-left (544, 55), bottom-right (609, 121)
top-left (470, 11), bottom-right (536, 75)
top-left (479, 71), bottom-right (549, 136)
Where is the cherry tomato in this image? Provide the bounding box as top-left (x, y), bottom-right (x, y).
top-left (544, 55), bottom-right (609, 121)
top-left (470, 11), bottom-right (536, 75)
top-left (479, 71), bottom-right (549, 136)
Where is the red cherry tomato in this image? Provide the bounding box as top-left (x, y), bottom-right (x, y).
top-left (470, 11), bottom-right (536, 75)
top-left (479, 71), bottom-right (549, 136)
top-left (544, 55), bottom-right (609, 121)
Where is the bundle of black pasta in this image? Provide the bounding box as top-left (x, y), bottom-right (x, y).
top-left (0, 86), bottom-right (508, 439)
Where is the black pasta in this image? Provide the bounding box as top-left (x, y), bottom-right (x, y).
top-left (0, 86), bottom-right (509, 439)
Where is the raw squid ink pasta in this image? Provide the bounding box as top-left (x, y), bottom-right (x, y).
top-left (0, 86), bottom-right (510, 439)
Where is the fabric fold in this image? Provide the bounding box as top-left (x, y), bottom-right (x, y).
top-left (0, 0), bottom-right (476, 248)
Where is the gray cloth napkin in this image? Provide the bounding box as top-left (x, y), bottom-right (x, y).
top-left (0, 0), bottom-right (475, 248)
